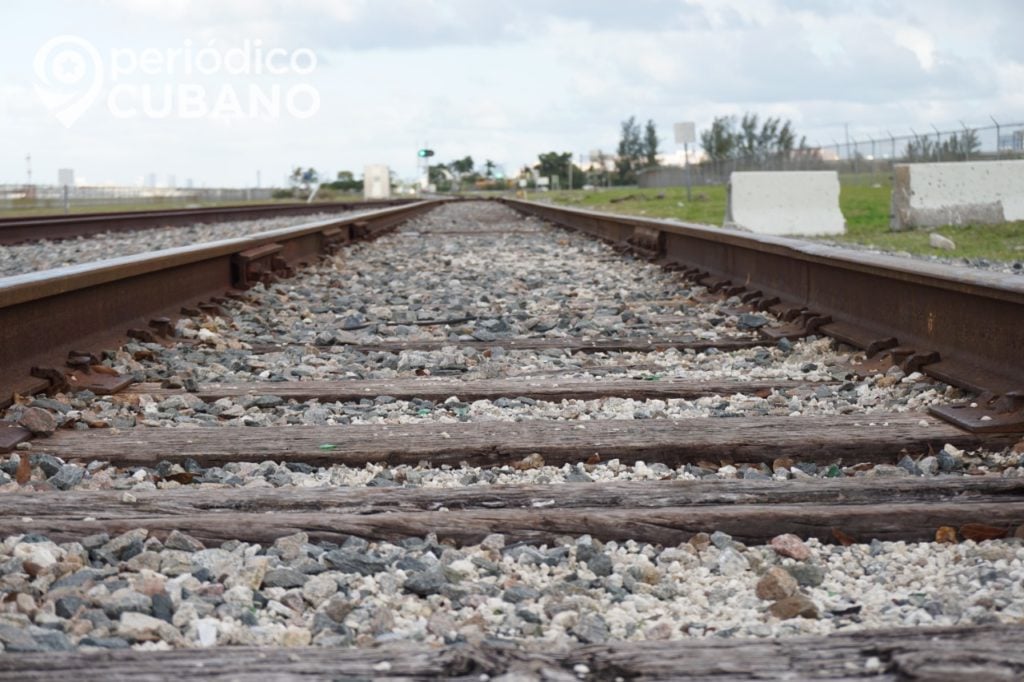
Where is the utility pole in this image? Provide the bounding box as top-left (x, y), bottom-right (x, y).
top-left (25, 154), bottom-right (32, 186)
top-left (567, 153), bottom-right (573, 192)
top-left (991, 116), bottom-right (1001, 158)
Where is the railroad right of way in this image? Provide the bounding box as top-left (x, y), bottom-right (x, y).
top-left (0, 200), bottom-right (1023, 679)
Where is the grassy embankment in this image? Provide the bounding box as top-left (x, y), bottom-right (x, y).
top-left (534, 174), bottom-right (1024, 262)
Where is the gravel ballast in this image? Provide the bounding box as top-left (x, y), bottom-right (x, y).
top-left (0, 210), bottom-right (368, 278)
top-left (0, 529), bottom-right (1021, 652)
top-left (1, 200), bottom-right (1021, 655)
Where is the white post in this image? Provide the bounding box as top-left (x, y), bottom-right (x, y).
top-left (673, 122), bottom-right (696, 201)
top-left (684, 141), bottom-right (692, 201)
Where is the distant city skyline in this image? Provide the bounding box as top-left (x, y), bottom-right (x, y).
top-left (2, 0), bottom-right (1022, 187)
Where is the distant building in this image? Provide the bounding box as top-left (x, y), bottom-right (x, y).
top-left (998, 130), bottom-right (1024, 152)
top-left (145, 173), bottom-right (157, 188)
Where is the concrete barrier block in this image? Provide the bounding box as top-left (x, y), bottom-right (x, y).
top-left (725, 171), bottom-right (845, 236)
top-left (363, 165), bottom-right (391, 200)
top-left (890, 160), bottom-right (1024, 230)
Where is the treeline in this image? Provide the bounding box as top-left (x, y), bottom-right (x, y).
top-left (428, 156), bottom-right (505, 191)
top-left (280, 167), bottom-right (365, 195)
top-left (528, 112), bottom-right (810, 190)
top-left (700, 114), bottom-right (809, 163)
top-left (524, 116), bottom-right (660, 189)
top-left (905, 130), bottom-right (980, 162)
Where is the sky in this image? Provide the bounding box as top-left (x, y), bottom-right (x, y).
top-left (1, 0), bottom-right (1022, 187)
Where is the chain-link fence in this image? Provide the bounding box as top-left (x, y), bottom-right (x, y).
top-left (0, 184), bottom-right (275, 213)
top-left (640, 119), bottom-right (1024, 188)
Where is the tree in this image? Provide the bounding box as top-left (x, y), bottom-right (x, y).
top-left (518, 165), bottom-right (535, 189)
top-left (939, 130), bottom-right (981, 161)
top-left (327, 170), bottom-right (360, 192)
top-left (700, 113), bottom-right (802, 166)
top-left (448, 156), bottom-right (475, 190)
top-left (905, 135), bottom-right (935, 162)
top-left (484, 159), bottom-right (496, 178)
top-left (449, 156), bottom-right (474, 175)
top-left (776, 121), bottom-right (796, 157)
top-left (700, 116), bottom-right (738, 161)
top-left (642, 119), bottom-right (659, 168)
top-left (288, 167), bottom-right (318, 191)
top-left (615, 116), bottom-right (644, 184)
top-left (533, 152), bottom-right (584, 189)
top-left (428, 164), bottom-right (452, 191)
top-left (589, 150), bottom-right (611, 187)
top-left (738, 113), bottom-right (759, 159)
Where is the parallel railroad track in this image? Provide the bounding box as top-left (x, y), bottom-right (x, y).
top-left (0, 199), bottom-right (1023, 679)
top-left (0, 199), bottom-right (415, 245)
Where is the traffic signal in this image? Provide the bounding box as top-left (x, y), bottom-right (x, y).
top-left (417, 149), bottom-right (435, 158)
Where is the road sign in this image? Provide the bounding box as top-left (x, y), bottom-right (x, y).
top-left (673, 122), bottom-right (695, 144)
top-left (674, 122), bottom-right (696, 202)
top-left (417, 149), bottom-right (435, 158)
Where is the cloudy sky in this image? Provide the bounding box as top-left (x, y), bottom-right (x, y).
top-left (1, 0), bottom-right (1021, 187)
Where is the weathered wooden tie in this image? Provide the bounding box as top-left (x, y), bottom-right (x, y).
top-left (1, 625), bottom-right (1022, 680)
top-left (5, 478), bottom-right (1022, 546)
top-left (248, 336), bottom-right (765, 355)
top-left (39, 413), bottom-right (1015, 468)
top-left (123, 377), bottom-right (821, 403)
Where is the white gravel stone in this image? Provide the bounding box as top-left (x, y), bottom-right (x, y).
top-left (0, 201), bottom-right (1019, 654)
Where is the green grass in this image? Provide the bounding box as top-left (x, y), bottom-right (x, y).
top-left (535, 185), bottom-right (728, 225)
top-left (530, 173), bottom-right (1024, 263)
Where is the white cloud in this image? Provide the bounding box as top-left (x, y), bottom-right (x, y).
top-left (894, 27), bottom-right (936, 71)
top-left (2, 0), bottom-right (1022, 186)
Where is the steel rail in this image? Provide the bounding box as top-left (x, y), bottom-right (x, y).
top-left (0, 199), bottom-right (414, 244)
top-left (0, 200), bottom-right (441, 408)
top-left (501, 198), bottom-right (1024, 432)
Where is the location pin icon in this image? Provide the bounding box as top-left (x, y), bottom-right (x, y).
top-left (33, 35), bottom-right (104, 128)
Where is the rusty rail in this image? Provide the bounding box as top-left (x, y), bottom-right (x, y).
top-left (0, 200), bottom-right (440, 410)
top-left (501, 198), bottom-right (1024, 433)
top-left (0, 199), bottom-right (415, 245)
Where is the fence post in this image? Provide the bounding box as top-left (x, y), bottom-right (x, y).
top-left (990, 116), bottom-right (1001, 158)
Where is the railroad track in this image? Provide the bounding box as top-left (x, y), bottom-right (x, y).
top-left (1, 199), bottom-right (1023, 680)
top-left (0, 199), bottom-right (414, 245)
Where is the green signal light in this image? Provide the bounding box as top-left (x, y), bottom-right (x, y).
top-left (417, 149), bottom-right (435, 158)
